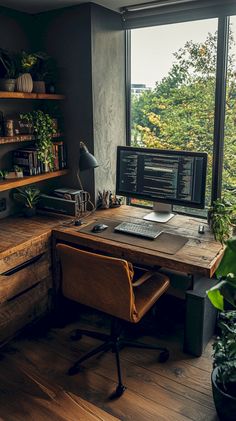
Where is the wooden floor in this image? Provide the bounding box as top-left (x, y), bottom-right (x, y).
top-left (0, 308), bottom-right (219, 421)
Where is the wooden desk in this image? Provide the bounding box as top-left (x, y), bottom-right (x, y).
top-left (53, 205), bottom-right (224, 356)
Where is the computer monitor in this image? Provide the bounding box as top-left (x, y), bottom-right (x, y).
top-left (116, 146), bottom-right (207, 223)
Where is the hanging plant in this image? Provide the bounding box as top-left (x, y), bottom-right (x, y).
top-left (20, 110), bottom-right (56, 172)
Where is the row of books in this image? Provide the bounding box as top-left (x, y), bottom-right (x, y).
top-left (13, 142), bottom-right (67, 176)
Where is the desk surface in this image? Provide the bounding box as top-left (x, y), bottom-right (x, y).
top-left (53, 206), bottom-right (224, 278)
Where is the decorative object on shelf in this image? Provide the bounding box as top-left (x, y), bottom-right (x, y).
top-left (97, 191), bottom-right (122, 209)
top-left (208, 198), bottom-right (236, 244)
top-left (0, 111), bottom-right (4, 136)
top-left (5, 119), bottom-right (14, 137)
top-left (0, 170), bottom-right (8, 181)
top-left (16, 51), bottom-right (37, 93)
top-left (207, 239), bottom-right (236, 421)
top-left (20, 110), bottom-right (56, 172)
top-left (13, 185), bottom-right (41, 217)
top-left (0, 48), bottom-right (19, 92)
top-left (5, 167), bottom-right (23, 179)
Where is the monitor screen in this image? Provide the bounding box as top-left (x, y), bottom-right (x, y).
top-left (116, 146), bottom-right (207, 209)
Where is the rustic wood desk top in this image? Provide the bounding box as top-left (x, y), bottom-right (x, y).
top-left (0, 213), bottom-right (69, 261)
top-left (53, 206), bottom-right (224, 278)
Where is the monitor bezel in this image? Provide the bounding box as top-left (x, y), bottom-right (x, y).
top-left (116, 146), bottom-right (208, 209)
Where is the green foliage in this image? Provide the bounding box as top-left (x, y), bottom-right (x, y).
top-left (131, 28), bottom-right (236, 205)
top-left (20, 51), bottom-right (37, 73)
top-left (208, 198), bottom-right (236, 244)
top-left (0, 48), bottom-right (19, 79)
top-left (13, 186), bottom-right (41, 209)
top-left (213, 311), bottom-right (236, 396)
top-left (20, 110), bottom-right (56, 170)
top-left (207, 238), bottom-right (236, 396)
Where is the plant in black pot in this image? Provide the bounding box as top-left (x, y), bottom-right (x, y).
top-left (0, 48), bottom-right (19, 92)
top-left (207, 237), bottom-right (236, 421)
top-left (208, 198), bottom-right (236, 244)
top-left (13, 186), bottom-right (41, 217)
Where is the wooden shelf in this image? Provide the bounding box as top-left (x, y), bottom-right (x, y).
top-left (0, 169), bottom-right (68, 192)
top-left (0, 133), bottom-right (64, 145)
top-left (0, 92), bottom-right (65, 100)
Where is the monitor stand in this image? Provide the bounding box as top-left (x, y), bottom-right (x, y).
top-left (143, 202), bottom-right (174, 223)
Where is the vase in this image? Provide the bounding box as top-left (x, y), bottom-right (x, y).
top-left (16, 73), bottom-right (33, 93)
top-left (212, 366), bottom-right (236, 421)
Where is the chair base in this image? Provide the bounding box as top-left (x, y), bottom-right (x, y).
top-left (68, 320), bottom-right (169, 398)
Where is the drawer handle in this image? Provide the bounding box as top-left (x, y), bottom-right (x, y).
top-left (2, 253), bottom-right (45, 276)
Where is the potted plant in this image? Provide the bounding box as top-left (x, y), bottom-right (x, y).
top-left (13, 186), bottom-right (41, 217)
top-left (31, 52), bottom-right (50, 93)
top-left (20, 110), bottom-right (56, 172)
top-left (0, 170), bottom-right (8, 181)
top-left (208, 198), bottom-right (236, 244)
top-left (16, 51), bottom-right (37, 93)
top-left (207, 237), bottom-right (236, 421)
top-left (0, 48), bottom-right (19, 92)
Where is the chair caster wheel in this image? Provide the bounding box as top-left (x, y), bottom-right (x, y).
top-left (67, 365), bottom-right (81, 376)
top-left (159, 350), bottom-right (169, 363)
top-left (70, 332), bottom-right (82, 341)
top-left (109, 384), bottom-right (126, 399)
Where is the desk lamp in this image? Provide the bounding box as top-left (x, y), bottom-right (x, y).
top-left (76, 141), bottom-right (99, 222)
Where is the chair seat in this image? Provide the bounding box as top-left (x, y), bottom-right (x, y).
top-left (134, 273), bottom-right (170, 323)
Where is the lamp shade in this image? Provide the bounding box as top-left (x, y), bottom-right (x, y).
top-left (79, 141), bottom-right (99, 171)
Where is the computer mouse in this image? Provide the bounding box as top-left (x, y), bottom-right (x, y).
top-left (92, 223), bottom-right (108, 233)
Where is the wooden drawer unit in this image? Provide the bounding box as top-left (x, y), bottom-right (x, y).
top-left (0, 241), bottom-right (52, 346)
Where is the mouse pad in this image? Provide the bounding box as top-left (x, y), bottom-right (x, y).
top-left (80, 219), bottom-right (188, 255)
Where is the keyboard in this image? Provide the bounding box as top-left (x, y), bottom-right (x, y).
top-left (114, 221), bottom-right (162, 240)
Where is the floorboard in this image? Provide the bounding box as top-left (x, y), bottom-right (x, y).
top-left (0, 309), bottom-right (219, 421)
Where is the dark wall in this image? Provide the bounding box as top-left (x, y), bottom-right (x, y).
top-left (0, 7), bottom-right (34, 218)
top-left (91, 4), bottom-right (126, 197)
top-left (34, 4), bottom-right (94, 195)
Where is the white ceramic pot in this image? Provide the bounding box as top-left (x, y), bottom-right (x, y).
top-left (16, 73), bottom-right (33, 93)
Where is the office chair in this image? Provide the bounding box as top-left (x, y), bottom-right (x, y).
top-left (56, 243), bottom-right (170, 398)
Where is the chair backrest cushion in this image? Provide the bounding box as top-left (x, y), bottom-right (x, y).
top-left (56, 244), bottom-right (137, 322)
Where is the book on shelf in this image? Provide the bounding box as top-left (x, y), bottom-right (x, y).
top-left (13, 142), bottom-right (67, 175)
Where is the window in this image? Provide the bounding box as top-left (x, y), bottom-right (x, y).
top-left (128, 14), bottom-right (236, 214)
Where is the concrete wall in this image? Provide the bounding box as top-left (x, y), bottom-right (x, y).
top-left (91, 5), bottom-right (126, 199)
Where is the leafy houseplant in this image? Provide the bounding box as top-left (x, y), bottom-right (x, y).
top-left (208, 198), bottom-right (236, 244)
top-left (207, 237), bottom-right (236, 421)
top-left (0, 48), bottom-right (19, 91)
top-left (13, 186), bottom-right (41, 217)
top-left (20, 110), bottom-right (56, 172)
top-left (16, 51), bottom-right (37, 93)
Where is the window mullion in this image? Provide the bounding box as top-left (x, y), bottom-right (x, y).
top-left (212, 16), bottom-right (230, 202)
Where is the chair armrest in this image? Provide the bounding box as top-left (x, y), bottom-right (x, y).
top-left (132, 271), bottom-right (156, 287)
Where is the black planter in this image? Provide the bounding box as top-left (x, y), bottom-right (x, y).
top-left (212, 367), bottom-right (236, 421)
top-left (23, 207), bottom-right (36, 218)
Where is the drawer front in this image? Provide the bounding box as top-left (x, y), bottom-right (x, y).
top-left (0, 234), bottom-right (51, 274)
top-left (0, 278), bottom-right (51, 346)
top-left (0, 251), bottom-right (51, 304)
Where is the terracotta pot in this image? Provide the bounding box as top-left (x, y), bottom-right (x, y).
top-left (33, 81), bottom-right (46, 93)
top-left (0, 78), bottom-right (15, 92)
top-left (212, 366), bottom-right (236, 421)
top-left (16, 73), bottom-right (33, 93)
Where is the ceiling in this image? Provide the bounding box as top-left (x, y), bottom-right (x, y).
top-left (0, 0), bottom-right (155, 14)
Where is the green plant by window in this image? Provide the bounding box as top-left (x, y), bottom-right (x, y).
top-left (13, 186), bottom-right (41, 209)
top-left (20, 110), bottom-right (56, 171)
top-left (208, 198), bottom-right (236, 244)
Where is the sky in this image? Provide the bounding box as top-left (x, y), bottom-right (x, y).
top-left (131, 18), bottom-right (219, 88)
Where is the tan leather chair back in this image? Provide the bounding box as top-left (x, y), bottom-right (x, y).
top-left (56, 244), bottom-right (138, 322)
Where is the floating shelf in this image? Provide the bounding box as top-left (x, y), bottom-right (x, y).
top-left (0, 169), bottom-right (68, 192)
top-left (0, 92), bottom-right (65, 100)
top-left (0, 132), bottom-right (64, 145)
